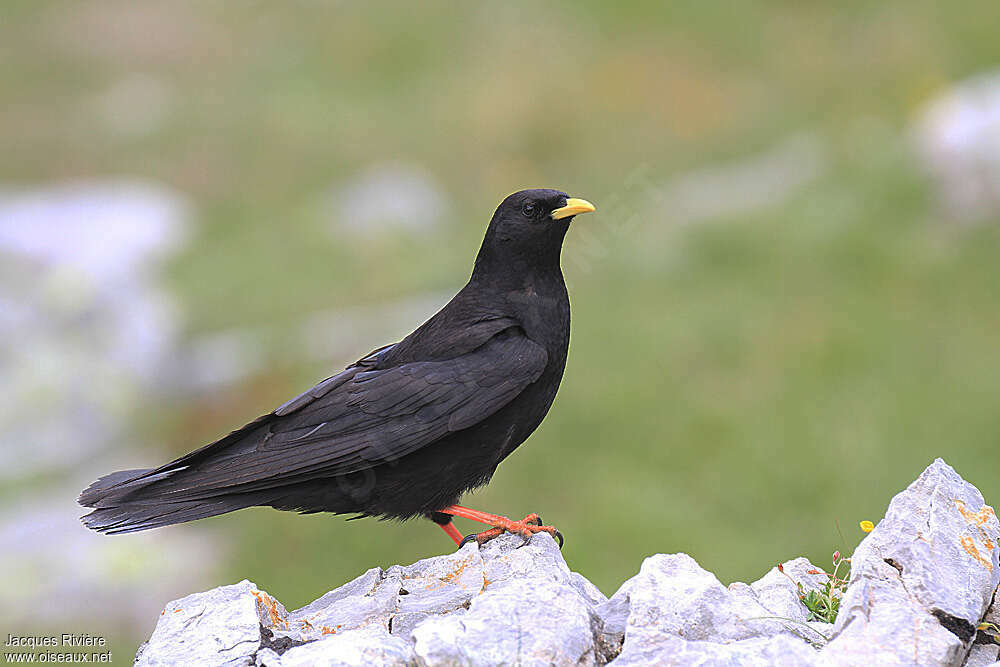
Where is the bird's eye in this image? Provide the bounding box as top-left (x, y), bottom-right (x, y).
top-left (521, 203), bottom-right (536, 218)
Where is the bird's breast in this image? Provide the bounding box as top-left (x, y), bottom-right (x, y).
top-left (505, 284), bottom-right (570, 343)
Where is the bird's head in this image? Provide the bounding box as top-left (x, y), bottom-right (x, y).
top-left (473, 189), bottom-right (595, 279)
top-left (493, 188), bottom-right (596, 234)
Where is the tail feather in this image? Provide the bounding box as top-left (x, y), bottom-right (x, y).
top-left (78, 467), bottom-right (272, 534)
top-left (78, 468), bottom-right (156, 507)
top-left (79, 413), bottom-right (288, 534)
top-left (80, 494), bottom-right (267, 534)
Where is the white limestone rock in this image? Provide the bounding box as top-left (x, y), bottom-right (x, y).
top-left (134, 459), bottom-right (1000, 666)
top-left (599, 552), bottom-right (817, 665)
top-left (913, 70), bottom-right (1000, 223)
top-left (821, 458), bottom-right (1000, 666)
top-left (136, 580), bottom-right (272, 667)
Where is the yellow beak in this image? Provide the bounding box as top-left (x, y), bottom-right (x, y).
top-left (551, 197), bottom-right (596, 220)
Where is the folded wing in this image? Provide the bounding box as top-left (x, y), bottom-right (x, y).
top-left (81, 328), bottom-right (547, 510)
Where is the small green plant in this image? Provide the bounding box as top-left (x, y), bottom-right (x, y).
top-left (977, 621), bottom-right (1000, 644)
top-left (753, 520), bottom-right (870, 637)
top-left (780, 550), bottom-right (851, 624)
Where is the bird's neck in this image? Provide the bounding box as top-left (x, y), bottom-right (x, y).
top-left (469, 226), bottom-right (569, 293)
top-left (469, 252), bottom-right (566, 294)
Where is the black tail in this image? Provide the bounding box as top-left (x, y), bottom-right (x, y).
top-left (78, 468), bottom-right (269, 534)
top-left (79, 412), bottom-right (284, 534)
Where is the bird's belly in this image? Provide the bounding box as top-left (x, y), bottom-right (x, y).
top-left (360, 398), bottom-right (550, 518)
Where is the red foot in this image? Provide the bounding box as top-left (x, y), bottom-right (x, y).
top-left (436, 505), bottom-right (563, 547)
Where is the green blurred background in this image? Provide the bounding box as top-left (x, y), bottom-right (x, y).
top-left (3, 1), bottom-right (1000, 663)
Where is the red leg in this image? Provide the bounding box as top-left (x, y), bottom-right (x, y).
top-left (438, 520), bottom-right (464, 546)
top-left (436, 505), bottom-right (563, 547)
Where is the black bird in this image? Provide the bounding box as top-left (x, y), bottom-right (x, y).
top-left (79, 189), bottom-right (595, 546)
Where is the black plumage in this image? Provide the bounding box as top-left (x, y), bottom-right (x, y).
top-left (79, 189), bottom-right (594, 541)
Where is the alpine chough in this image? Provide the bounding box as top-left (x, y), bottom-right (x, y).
top-left (79, 189), bottom-right (595, 546)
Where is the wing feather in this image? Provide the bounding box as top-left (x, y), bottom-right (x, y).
top-left (137, 329), bottom-right (546, 501)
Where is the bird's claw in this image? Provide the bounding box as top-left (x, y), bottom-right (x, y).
top-left (457, 513), bottom-right (563, 550)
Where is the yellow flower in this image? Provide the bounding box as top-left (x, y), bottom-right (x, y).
top-left (859, 520), bottom-right (874, 533)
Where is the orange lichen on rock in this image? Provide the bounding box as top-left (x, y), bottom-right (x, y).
top-left (955, 500), bottom-right (999, 571)
top-left (441, 559), bottom-right (471, 584)
top-left (956, 500), bottom-right (997, 527)
top-left (252, 590), bottom-right (288, 629)
top-left (961, 536), bottom-right (993, 572)
top-left (319, 624), bottom-right (342, 635)
top-left (421, 556), bottom-right (478, 593)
